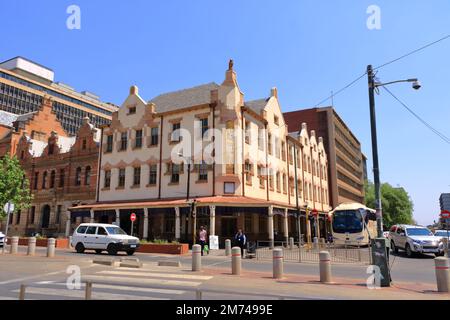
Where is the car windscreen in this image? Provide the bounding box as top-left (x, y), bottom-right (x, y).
top-left (434, 231), bottom-right (449, 237)
top-left (106, 227), bottom-right (127, 235)
top-left (332, 210), bottom-right (363, 234)
top-left (406, 228), bottom-right (432, 236)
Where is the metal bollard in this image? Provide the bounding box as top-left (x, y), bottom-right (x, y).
top-left (85, 281), bottom-right (93, 300)
top-left (319, 251), bottom-right (332, 283)
top-left (18, 284), bottom-right (26, 300)
top-left (289, 237), bottom-right (294, 250)
top-left (192, 244), bottom-right (202, 271)
top-left (231, 247), bottom-right (241, 275)
top-left (273, 248), bottom-right (283, 279)
top-left (47, 238), bottom-right (56, 258)
top-left (319, 238), bottom-right (325, 249)
top-left (10, 236), bottom-right (19, 254)
top-left (196, 289), bottom-right (202, 300)
top-left (313, 237), bottom-right (319, 250)
top-left (434, 257), bottom-right (450, 293)
top-left (225, 239), bottom-right (231, 256)
top-left (27, 237), bottom-right (36, 256)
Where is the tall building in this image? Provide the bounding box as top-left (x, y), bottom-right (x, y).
top-left (68, 61), bottom-right (331, 246)
top-left (0, 56), bottom-right (118, 135)
top-left (440, 193), bottom-right (450, 212)
top-left (283, 107), bottom-right (365, 208)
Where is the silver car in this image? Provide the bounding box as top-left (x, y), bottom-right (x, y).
top-left (389, 224), bottom-right (444, 258)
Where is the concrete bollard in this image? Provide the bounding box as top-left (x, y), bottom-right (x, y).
top-left (27, 237), bottom-right (36, 256)
top-left (47, 238), bottom-right (56, 258)
top-left (273, 248), bottom-right (283, 279)
top-left (319, 251), bottom-right (332, 283)
top-left (225, 239), bottom-right (231, 256)
top-left (434, 257), bottom-right (450, 293)
top-left (10, 236), bottom-right (19, 254)
top-left (442, 238), bottom-right (448, 257)
top-left (192, 244), bottom-right (202, 271)
top-left (289, 237), bottom-right (294, 250)
top-left (231, 247), bottom-right (241, 275)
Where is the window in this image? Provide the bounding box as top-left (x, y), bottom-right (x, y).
top-left (86, 226), bottom-right (97, 235)
top-left (245, 215), bottom-right (252, 233)
top-left (106, 135), bottom-right (113, 152)
top-left (276, 171), bottom-right (281, 192)
top-left (104, 170), bottom-right (111, 188)
top-left (268, 133), bottom-right (272, 155)
top-left (34, 172), bottom-right (39, 189)
top-left (245, 161), bottom-right (252, 184)
top-left (85, 166), bottom-right (91, 186)
top-left (48, 143), bottom-right (55, 155)
top-left (201, 118), bottom-right (208, 138)
top-left (274, 115), bottom-right (279, 125)
top-left (128, 106), bottom-right (136, 114)
top-left (50, 170), bottom-right (56, 188)
top-left (120, 132), bottom-right (128, 151)
top-left (118, 168), bottom-right (126, 187)
top-left (269, 171), bottom-right (274, 190)
top-left (56, 205), bottom-right (61, 224)
top-left (282, 174), bottom-right (287, 193)
top-left (75, 167), bottom-right (82, 186)
top-left (199, 161), bottom-right (208, 181)
top-left (171, 164), bottom-right (180, 183)
top-left (281, 141), bottom-right (286, 161)
top-left (258, 127), bottom-right (264, 151)
top-left (82, 139), bottom-right (87, 150)
top-left (59, 169), bottom-right (65, 187)
top-left (30, 206), bottom-right (35, 224)
top-left (20, 150), bottom-right (24, 160)
top-left (171, 123), bottom-right (181, 142)
top-left (289, 146), bottom-right (294, 164)
top-left (16, 210), bottom-right (21, 225)
top-left (135, 129), bottom-right (143, 148)
top-left (42, 171), bottom-right (47, 189)
top-left (224, 182), bottom-right (235, 194)
top-left (149, 164), bottom-right (157, 185)
top-left (133, 167), bottom-right (141, 186)
top-left (245, 120), bottom-right (250, 144)
top-left (257, 166), bottom-right (265, 188)
top-left (275, 137), bottom-right (281, 158)
top-left (150, 127), bottom-right (159, 146)
top-left (97, 227), bottom-right (108, 236)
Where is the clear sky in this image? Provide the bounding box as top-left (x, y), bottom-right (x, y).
top-left (1, 1), bottom-right (449, 225)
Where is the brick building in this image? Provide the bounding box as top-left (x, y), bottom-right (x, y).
top-left (283, 107), bottom-right (365, 208)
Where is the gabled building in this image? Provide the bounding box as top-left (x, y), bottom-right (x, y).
top-left (69, 61), bottom-right (331, 246)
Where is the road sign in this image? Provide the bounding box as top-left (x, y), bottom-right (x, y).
top-left (441, 211), bottom-right (450, 219)
top-left (130, 213), bottom-right (136, 222)
top-left (3, 201), bottom-right (14, 214)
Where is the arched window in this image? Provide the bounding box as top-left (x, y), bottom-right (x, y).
top-left (85, 166), bottom-right (91, 186)
top-left (59, 169), bottom-right (65, 187)
top-left (75, 167), bottom-right (82, 186)
top-left (42, 171), bottom-right (47, 189)
top-left (50, 170), bottom-right (56, 188)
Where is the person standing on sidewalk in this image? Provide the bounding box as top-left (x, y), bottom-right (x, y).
top-left (235, 229), bottom-right (246, 258)
top-left (199, 226), bottom-right (207, 256)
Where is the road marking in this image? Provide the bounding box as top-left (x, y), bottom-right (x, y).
top-left (12, 287), bottom-right (168, 300)
top-left (206, 260), bottom-right (230, 267)
top-left (82, 275), bottom-right (202, 287)
top-left (97, 270), bottom-right (213, 280)
top-left (35, 281), bottom-right (56, 285)
top-left (33, 282), bottom-right (186, 295)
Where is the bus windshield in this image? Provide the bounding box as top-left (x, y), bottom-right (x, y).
top-left (332, 210), bottom-right (363, 234)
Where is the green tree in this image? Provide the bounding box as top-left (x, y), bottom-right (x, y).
top-left (0, 154), bottom-right (33, 219)
top-left (364, 181), bottom-right (414, 227)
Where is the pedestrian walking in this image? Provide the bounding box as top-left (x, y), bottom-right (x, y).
top-left (235, 229), bottom-right (247, 258)
top-left (199, 226), bottom-right (207, 256)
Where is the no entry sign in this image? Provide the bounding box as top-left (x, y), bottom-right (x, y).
top-left (130, 213), bottom-right (136, 222)
top-left (441, 210), bottom-right (450, 219)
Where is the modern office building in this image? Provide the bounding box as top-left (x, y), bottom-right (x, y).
top-left (68, 61), bottom-right (331, 246)
top-left (440, 193), bottom-right (450, 212)
top-left (0, 56), bottom-right (118, 136)
top-left (283, 107), bottom-right (365, 208)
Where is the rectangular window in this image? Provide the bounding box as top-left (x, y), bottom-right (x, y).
top-left (59, 169), bottom-right (65, 188)
top-left (276, 172), bottom-right (281, 192)
top-left (199, 162), bottom-right (208, 181)
top-left (56, 205), bottom-right (62, 224)
top-left (282, 174), bottom-right (287, 193)
top-left (257, 166), bottom-right (265, 188)
top-left (133, 167), bottom-right (141, 186)
top-left (269, 171), bottom-right (274, 190)
top-left (104, 170), bottom-right (111, 188)
top-left (171, 123), bottom-right (181, 142)
top-left (34, 172), bottom-right (39, 189)
top-left (118, 168), bottom-right (126, 187)
top-left (275, 137), bottom-right (281, 159)
top-left (120, 132), bottom-right (128, 151)
top-left (258, 127), bottom-right (264, 151)
top-left (268, 133), bottom-right (272, 155)
top-left (274, 115), bottom-right (279, 125)
top-left (224, 182), bottom-right (235, 194)
top-left (149, 164), bottom-right (157, 185)
top-left (30, 206), bottom-right (35, 224)
top-left (281, 141), bottom-right (286, 161)
top-left (245, 215), bottom-right (252, 233)
top-left (135, 129), bottom-right (143, 148)
top-left (245, 120), bottom-right (250, 144)
top-left (128, 106), bottom-right (136, 114)
top-left (106, 135), bottom-right (113, 152)
top-left (171, 164), bottom-right (180, 183)
top-left (150, 127), bottom-right (159, 146)
top-left (245, 161), bottom-right (252, 184)
top-left (201, 118), bottom-right (208, 138)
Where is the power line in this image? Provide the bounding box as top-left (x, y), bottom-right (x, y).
top-left (313, 34), bottom-right (450, 107)
top-left (382, 86), bottom-right (450, 145)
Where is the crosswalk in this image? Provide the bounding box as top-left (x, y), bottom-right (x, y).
top-left (6, 266), bottom-right (213, 300)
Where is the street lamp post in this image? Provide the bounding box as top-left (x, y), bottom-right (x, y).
top-left (366, 64), bottom-right (420, 287)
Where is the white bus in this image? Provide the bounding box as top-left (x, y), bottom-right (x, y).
top-left (330, 203), bottom-right (377, 246)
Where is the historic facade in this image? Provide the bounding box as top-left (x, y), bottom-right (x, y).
top-left (1, 99), bottom-right (100, 236)
top-left (69, 62), bottom-right (331, 246)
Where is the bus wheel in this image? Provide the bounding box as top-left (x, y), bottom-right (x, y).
top-left (390, 241), bottom-right (398, 254)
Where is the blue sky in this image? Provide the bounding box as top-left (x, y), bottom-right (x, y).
top-left (1, 1), bottom-right (449, 225)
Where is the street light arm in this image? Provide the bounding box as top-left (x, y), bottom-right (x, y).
top-left (374, 78), bottom-right (418, 88)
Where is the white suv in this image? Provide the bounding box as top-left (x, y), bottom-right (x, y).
top-left (71, 223), bottom-right (140, 256)
top-left (389, 224), bottom-right (444, 258)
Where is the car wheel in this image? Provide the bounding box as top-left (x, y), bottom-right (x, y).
top-left (126, 249), bottom-right (135, 256)
top-left (75, 243), bottom-right (85, 254)
top-left (107, 243), bottom-right (118, 255)
top-left (435, 252), bottom-right (444, 257)
top-left (405, 244), bottom-right (414, 258)
top-left (390, 241), bottom-right (398, 254)
top-left (95, 249), bottom-right (102, 254)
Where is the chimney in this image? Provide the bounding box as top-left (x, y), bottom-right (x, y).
top-left (270, 87), bottom-right (278, 99)
top-left (130, 85), bottom-right (139, 95)
top-left (147, 102), bottom-right (156, 114)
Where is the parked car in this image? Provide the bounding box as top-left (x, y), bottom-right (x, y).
top-left (71, 223), bottom-right (140, 256)
top-left (0, 232), bottom-right (5, 247)
top-left (434, 230), bottom-right (450, 240)
top-left (389, 224), bottom-right (444, 258)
